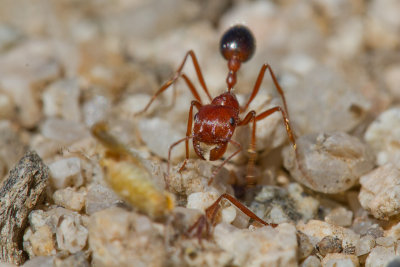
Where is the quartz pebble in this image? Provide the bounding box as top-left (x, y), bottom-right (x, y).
top-left (250, 183), bottom-right (319, 224)
top-left (321, 253), bottom-right (359, 267)
top-left (297, 220), bottom-right (360, 251)
top-left (42, 78), bottom-right (81, 122)
top-left (356, 235), bottom-right (376, 256)
top-left (364, 108), bottom-right (400, 166)
top-left (88, 207), bottom-right (166, 267)
top-left (82, 95), bottom-right (110, 127)
top-left (85, 183), bottom-right (122, 215)
top-left (301, 255), bottom-right (321, 267)
top-left (41, 118), bottom-right (89, 144)
top-left (53, 187), bottom-right (86, 212)
top-left (56, 214), bottom-right (88, 254)
top-left (325, 207), bottom-right (353, 227)
top-left (365, 246), bottom-right (396, 267)
top-left (283, 132), bottom-right (375, 193)
top-left (359, 163), bottom-right (400, 219)
top-left (316, 236), bottom-right (343, 256)
top-left (48, 157), bottom-right (83, 189)
top-left (213, 223), bottom-right (298, 267)
top-left (138, 117), bottom-right (185, 160)
top-left (21, 256), bottom-right (54, 267)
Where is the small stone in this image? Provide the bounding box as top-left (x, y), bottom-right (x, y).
top-left (297, 220), bottom-right (360, 251)
top-left (21, 256), bottom-right (54, 267)
top-left (168, 159), bottom-right (233, 196)
top-left (316, 236), bottom-right (343, 256)
top-left (325, 207), bottom-right (353, 227)
top-left (41, 118), bottom-right (90, 144)
top-left (321, 253), bottom-right (359, 267)
top-left (356, 235), bottom-right (376, 256)
top-left (56, 214), bottom-right (88, 254)
top-left (298, 231), bottom-right (314, 260)
top-left (85, 183), bottom-right (122, 215)
top-left (221, 206), bottom-right (237, 225)
top-left (186, 191), bottom-right (220, 212)
top-left (213, 223), bottom-right (298, 267)
top-left (53, 187), bottom-right (86, 212)
top-left (250, 183), bottom-right (319, 224)
top-left (88, 207), bottom-right (166, 267)
top-left (283, 132), bottom-right (375, 193)
top-left (365, 246), bottom-right (396, 267)
top-left (138, 117), bottom-right (185, 160)
top-left (42, 78), bottom-right (81, 122)
top-left (384, 65), bottom-right (400, 100)
top-left (0, 93), bottom-right (15, 120)
top-left (54, 252), bottom-right (89, 267)
top-left (301, 255), bottom-right (321, 267)
top-left (359, 163), bottom-right (400, 219)
top-left (82, 95), bottom-right (110, 127)
top-left (365, 108), bottom-right (400, 166)
top-left (48, 157), bottom-right (83, 189)
top-left (376, 236), bottom-right (396, 247)
top-left (25, 225), bottom-right (55, 256)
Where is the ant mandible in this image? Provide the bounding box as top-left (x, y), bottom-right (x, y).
top-left (138, 25), bottom-right (298, 186)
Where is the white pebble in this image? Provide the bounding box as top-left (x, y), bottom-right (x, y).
top-left (56, 214), bottom-right (88, 254)
top-left (48, 157), bottom-right (83, 189)
top-left (365, 246), bottom-right (396, 267)
top-left (359, 163), bottom-right (400, 219)
top-left (53, 187), bottom-right (86, 211)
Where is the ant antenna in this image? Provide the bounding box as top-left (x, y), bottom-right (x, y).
top-left (220, 25), bottom-right (255, 91)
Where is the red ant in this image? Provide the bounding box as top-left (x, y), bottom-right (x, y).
top-left (136, 25), bottom-right (302, 236)
top-left (138, 25), bottom-right (298, 186)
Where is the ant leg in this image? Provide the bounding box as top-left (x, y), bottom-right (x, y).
top-left (240, 64), bottom-right (289, 116)
top-left (179, 100), bottom-right (202, 172)
top-left (208, 140), bottom-right (242, 186)
top-left (137, 50), bottom-right (212, 114)
top-left (167, 135), bottom-right (193, 190)
top-left (187, 193), bottom-right (277, 238)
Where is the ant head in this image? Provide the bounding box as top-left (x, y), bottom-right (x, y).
top-left (220, 25), bottom-right (256, 64)
top-left (220, 25), bottom-right (255, 90)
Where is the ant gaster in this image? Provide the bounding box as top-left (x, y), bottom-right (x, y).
top-left (138, 25), bottom-right (298, 186)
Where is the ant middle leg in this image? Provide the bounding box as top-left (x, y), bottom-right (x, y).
top-left (239, 106), bottom-right (297, 186)
top-left (240, 64), bottom-right (289, 116)
top-left (137, 50), bottom-right (213, 114)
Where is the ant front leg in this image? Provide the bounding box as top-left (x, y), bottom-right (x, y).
top-left (240, 64), bottom-right (289, 116)
top-left (239, 106), bottom-right (297, 186)
top-left (136, 50), bottom-right (213, 115)
top-left (166, 100), bottom-right (201, 189)
top-left (187, 193), bottom-right (277, 239)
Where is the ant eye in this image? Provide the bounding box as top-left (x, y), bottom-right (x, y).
top-left (229, 117), bottom-right (235, 126)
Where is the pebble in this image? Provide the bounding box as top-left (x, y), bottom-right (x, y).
top-left (365, 246), bottom-right (396, 267)
top-left (138, 117), bottom-right (185, 160)
top-left (316, 236), bottom-right (343, 256)
top-left (359, 163), bottom-right (400, 219)
top-left (53, 187), bottom-right (86, 212)
top-left (21, 256), bottom-right (54, 267)
top-left (48, 157), bottom-right (83, 189)
top-left (364, 108), bottom-right (400, 166)
top-left (213, 222), bottom-right (298, 267)
top-left (85, 183), bottom-right (122, 215)
top-left (321, 253), bottom-right (359, 267)
top-left (23, 225), bottom-right (55, 257)
top-left (384, 65), bottom-right (400, 100)
top-left (42, 78), bottom-right (81, 122)
top-left (250, 183), bottom-right (319, 224)
top-left (300, 255), bottom-right (321, 267)
top-left (56, 213), bottom-right (88, 254)
top-left (297, 220), bottom-right (360, 252)
top-left (41, 118), bottom-right (90, 144)
top-left (82, 95), bottom-right (110, 127)
top-left (283, 132), bottom-right (375, 193)
top-left (168, 159), bottom-right (233, 196)
top-left (325, 207), bottom-right (353, 227)
top-left (356, 235), bottom-right (376, 256)
top-left (88, 207), bottom-right (166, 267)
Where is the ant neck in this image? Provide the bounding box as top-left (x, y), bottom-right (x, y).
top-left (226, 58), bottom-right (241, 91)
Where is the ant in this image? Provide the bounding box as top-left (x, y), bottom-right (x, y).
top-left (136, 25), bottom-right (304, 237)
top-left (137, 24), bottom-right (298, 186)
